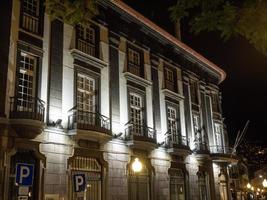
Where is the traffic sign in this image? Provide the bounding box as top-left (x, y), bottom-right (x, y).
top-left (73, 174), bottom-right (86, 192)
top-left (15, 163), bottom-right (34, 186)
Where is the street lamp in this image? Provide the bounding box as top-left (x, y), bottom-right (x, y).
top-left (132, 158), bottom-right (142, 173)
top-left (263, 179), bottom-right (267, 188)
top-left (247, 183), bottom-right (252, 189)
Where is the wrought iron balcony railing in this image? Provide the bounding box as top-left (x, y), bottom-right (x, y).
top-left (209, 145), bottom-right (234, 155)
top-left (194, 140), bottom-right (209, 152)
top-left (124, 122), bottom-right (156, 142)
top-left (165, 131), bottom-right (189, 148)
top-left (68, 109), bottom-right (110, 132)
top-left (9, 96), bottom-right (45, 121)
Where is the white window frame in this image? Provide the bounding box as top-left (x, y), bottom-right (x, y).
top-left (129, 92), bottom-right (143, 135)
top-left (17, 52), bottom-right (37, 110)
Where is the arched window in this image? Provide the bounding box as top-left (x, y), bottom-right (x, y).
top-left (70, 156), bottom-right (102, 200)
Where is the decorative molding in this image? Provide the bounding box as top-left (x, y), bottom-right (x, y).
top-left (70, 49), bottom-right (108, 69)
top-left (162, 89), bottom-right (184, 101)
top-left (123, 71), bottom-right (152, 87)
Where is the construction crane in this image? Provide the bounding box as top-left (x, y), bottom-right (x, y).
top-left (231, 120), bottom-right (250, 155)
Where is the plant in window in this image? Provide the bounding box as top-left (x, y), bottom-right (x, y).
top-left (46, 0), bottom-right (99, 26)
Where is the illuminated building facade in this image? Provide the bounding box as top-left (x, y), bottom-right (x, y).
top-left (0, 0), bottom-right (238, 199)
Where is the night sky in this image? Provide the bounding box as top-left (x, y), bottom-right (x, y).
top-left (123, 0), bottom-right (267, 146)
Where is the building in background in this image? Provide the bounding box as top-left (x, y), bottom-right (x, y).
top-left (0, 0), bottom-right (240, 199)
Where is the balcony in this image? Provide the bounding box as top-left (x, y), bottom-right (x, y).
top-left (164, 80), bottom-right (176, 92)
top-left (124, 123), bottom-right (157, 150)
top-left (21, 12), bottom-right (39, 34)
top-left (165, 132), bottom-right (191, 156)
top-left (210, 145), bottom-right (238, 163)
top-left (68, 109), bottom-right (111, 143)
top-left (9, 96), bottom-right (45, 139)
top-left (128, 63), bottom-right (141, 77)
top-left (76, 39), bottom-right (95, 57)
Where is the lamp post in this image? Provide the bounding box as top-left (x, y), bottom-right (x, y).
top-left (132, 158), bottom-right (143, 200)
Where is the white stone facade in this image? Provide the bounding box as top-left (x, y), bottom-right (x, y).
top-left (0, 0), bottom-right (239, 200)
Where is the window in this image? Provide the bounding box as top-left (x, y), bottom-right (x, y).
top-left (211, 92), bottom-right (220, 113)
top-left (170, 169), bottom-right (186, 200)
top-left (167, 105), bottom-right (180, 144)
top-left (164, 67), bottom-right (177, 92)
top-left (21, 0), bottom-right (40, 33)
top-left (129, 93), bottom-right (143, 135)
top-left (190, 80), bottom-right (199, 105)
top-left (77, 72), bottom-right (97, 125)
top-left (193, 115), bottom-right (200, 137)
top-left (214, 123), bottom-right (223, 152)
top-left (129, 160), bottom-right (150, 200)
top-left (128, 48), bottom-right (142, 77)
top-left (70, 157), bottom-right (101, 200)
top-left (76, 25), bottom-right (96, 56)
top-left (17, 52), bottom-right (37, 110)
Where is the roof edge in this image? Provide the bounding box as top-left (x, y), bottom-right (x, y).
top-left (110, 0), bottom-right (227, 83)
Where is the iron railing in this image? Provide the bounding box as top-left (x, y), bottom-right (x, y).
top-left (125, 122), bottom-right (156, 142)
top-left (209, 145), bottom-right (234, 154)
top-left (68, 109), bottom-right (110, 132)
top-left (194, 139), bottom-right (209, 152)
top-left (76, 39), bottom-right (95, 57)
top-left (165, 131), bottom-right (189, 148)
top-left (9, 96), bottom-right (45, 121)
top-left (21, 12), bottom-right (39, 34)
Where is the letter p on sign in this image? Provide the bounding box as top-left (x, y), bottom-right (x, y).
top-left (15, 163), bottom-right (34, 186)
top-left (73, 174), bottom-right (86, 192)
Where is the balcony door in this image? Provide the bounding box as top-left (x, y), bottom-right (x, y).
top-left (17, 52), bottom-right (37, 112)
top-left (129, 93), bottom-right (143, 135)
top-left (167, 106), bottom-right (179, 143)
top-left (214, 123), bottom-right (223, 152)
top-left (77, 73), bottom-right (96, 125)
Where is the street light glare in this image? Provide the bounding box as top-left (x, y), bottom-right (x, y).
top-left (132, 158), bottom-right (142, 173)
top-left (263, 179), bottom-right (267, 188)
top-left (247, 183), bottom-right (252, 189)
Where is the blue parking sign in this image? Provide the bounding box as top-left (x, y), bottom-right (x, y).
top-left (15, 163), bottom-right (34, 186)
top-left (73, 174), bottom-right (86, 192)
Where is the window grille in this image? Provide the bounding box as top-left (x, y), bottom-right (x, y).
top-left (71, 157), bottom-right (101, 200)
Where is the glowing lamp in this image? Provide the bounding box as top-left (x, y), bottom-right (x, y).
top-left (247, 183), bottom-right (252, 189)
top-left (132, 158), bottom-right (142, 173)
top-left (263, 179), bottom-right (267, 188)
